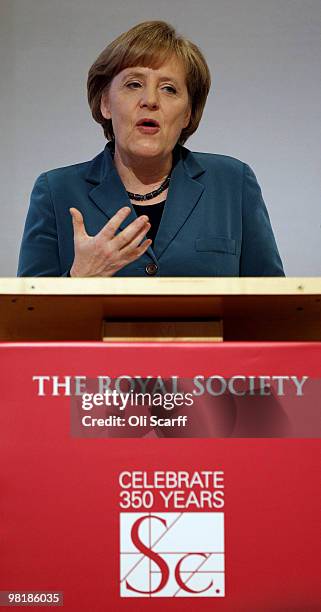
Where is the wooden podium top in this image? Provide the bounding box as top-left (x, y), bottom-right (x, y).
top-left (1, 277), bottom-right (320, 296)
top-left (0, 277), bottom-right (320, 341)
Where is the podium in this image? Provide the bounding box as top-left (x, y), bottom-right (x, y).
top-left (1, 277), bottom-right (320, 341)
top-left (0, 278), bottom-right (320, 610)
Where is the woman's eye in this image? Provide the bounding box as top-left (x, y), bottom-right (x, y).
top-left (126, 81), bottom-right (141, 89)
top-left (162, 85), bottom-right (177, 94)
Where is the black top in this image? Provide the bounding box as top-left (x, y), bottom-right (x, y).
top-left (132, 200), bottom-right (165, 246)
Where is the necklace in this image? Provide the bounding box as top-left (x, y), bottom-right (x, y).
top-left (109, 142), bottom-right (171, 201)
top-left (127, 175), bottom-right (171, 202)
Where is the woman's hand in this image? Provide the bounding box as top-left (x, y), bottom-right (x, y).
top-left (69, 206), bottom-right (151, 277)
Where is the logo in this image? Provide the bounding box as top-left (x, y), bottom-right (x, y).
top-left (120, 512), bottom-right (225, 597)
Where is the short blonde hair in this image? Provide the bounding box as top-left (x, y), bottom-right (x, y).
top-left (88, 20), bottom-right (211, 144)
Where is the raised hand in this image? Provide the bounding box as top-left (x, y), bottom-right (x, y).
top-left (69, 206), bottom-right (151, 277)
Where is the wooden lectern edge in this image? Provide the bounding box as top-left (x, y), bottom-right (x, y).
top-left (0, 277), bottom-right (320, 296)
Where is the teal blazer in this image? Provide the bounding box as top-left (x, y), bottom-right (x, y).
top-left (17, 143), bottom-right (284, 277)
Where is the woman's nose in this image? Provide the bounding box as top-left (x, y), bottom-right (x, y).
top-left (139, 85), bottom-right (159, 109)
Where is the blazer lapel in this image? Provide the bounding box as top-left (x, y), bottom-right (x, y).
top-left (153, 146), bottom-right (205, 259)
top-left (86, 145), bottom-right (136, 229)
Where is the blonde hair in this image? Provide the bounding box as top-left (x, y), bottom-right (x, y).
top-left (87, 20), bottom-right (211, 144)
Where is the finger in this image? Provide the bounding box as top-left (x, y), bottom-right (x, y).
top-left (99, 206), bottom-right (132, 240)
top-left (135, 238), bottom-right (153, 257)
top-left (112, 215), bottom-right (150, 249)
top-left (122, 239), bottom-right (152, 265)
top-left (132, 238), bottom-right (153, 258)
top-left (120, 222), bottom-right (151, 253)
top-left (69, 208), bottom-right (88, 240)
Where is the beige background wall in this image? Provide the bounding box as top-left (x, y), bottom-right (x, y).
top-left (1, 0), bottom-right (320, 275)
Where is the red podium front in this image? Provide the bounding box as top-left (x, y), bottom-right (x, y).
top-left (0, 339), bottom-right (320, 611)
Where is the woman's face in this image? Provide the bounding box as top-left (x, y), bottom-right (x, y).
top-left (100, 54), bottom-right (191, 163)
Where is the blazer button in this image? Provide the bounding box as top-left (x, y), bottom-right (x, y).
top-left (145, 263), bottom-right (158, 276)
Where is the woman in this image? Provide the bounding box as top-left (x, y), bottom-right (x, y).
top-left (17, 21), bottom-right (284, 277)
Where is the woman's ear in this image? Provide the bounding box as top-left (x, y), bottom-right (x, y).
top-left (100, 91), bottom-right (111, 120)
top-left (183, 104), bottom-right (192, 129)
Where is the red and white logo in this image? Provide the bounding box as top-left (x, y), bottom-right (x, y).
top-left (120, 512), bottom-right (225, 597)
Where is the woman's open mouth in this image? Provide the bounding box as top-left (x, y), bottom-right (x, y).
top-left (136, 118), bottom-right (160, 134)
